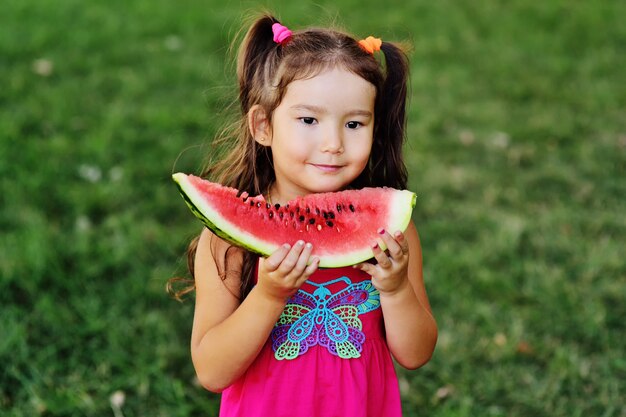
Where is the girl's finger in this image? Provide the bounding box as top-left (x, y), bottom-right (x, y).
top-left (264, 243), bottom-right (291, 271)
top-left (393, 230), bottom-right (410, 254)
top-left (293, 242), bottom-right (314, 275)
top-left (372, 242), bottom-right (393, 268)
top-left (378, 228), bottom-right (403, 258)
top-left (298, 257), bottom-right (320, 285)
top-left (278, 240), bottom-right (305, 273)
top-left (353, 262), bottom-right (375, 276)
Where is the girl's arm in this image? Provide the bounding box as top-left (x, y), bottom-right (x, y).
top-left (190, 229), bottom-right (318, 392)
top-left (355, 221), bottom-right (438, 369)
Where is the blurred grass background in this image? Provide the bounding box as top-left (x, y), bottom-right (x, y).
top-left (1, 0), bottom-right (624, 416)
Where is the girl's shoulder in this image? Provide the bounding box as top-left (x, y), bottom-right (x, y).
top-left (197, 228), bottom-right (243, 262)
top-left (196, 228), bottom-right (244, 293)
top-left (197, 227), bottom-right (229, 255)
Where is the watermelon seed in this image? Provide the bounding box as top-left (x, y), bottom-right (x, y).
top-left (266, 203), bottom-right (271, 209)
top-left (250, 201), bottom-right (254, 206)
top-left (308, 218), bottom-right (315, 225)
top-left (279, 212), bottom-right (284, 219)
top-left (257, 202), bottom-right (262, 208)
top-left (336, 204), bottom-right (342, 212)
top-left (323, 211), bottom-right (328, 219)
top-left (326, 221), bottom-right (333, 227)
top-left (317, 224), bottom-right (322, 231)
top-left (315, 208), bottom-right (320, 215)
top-left (268, 211), bottom-right (274, 219)
top-left (274, 203), bottom-right (281, 209)
top-left (299, 215), bottom-right (305, 222)
top-left (349, 204), bottom-right (355, 212)
top-left (306, 207), bottom-right (311, 214)
top-left (328, 211), bottom-right (335, 219)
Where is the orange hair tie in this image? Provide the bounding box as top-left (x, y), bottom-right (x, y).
top-left (358, 36), bottom-right (382, 54)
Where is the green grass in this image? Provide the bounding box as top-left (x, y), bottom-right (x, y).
top-left (1, 0), bottom-right (624, 416)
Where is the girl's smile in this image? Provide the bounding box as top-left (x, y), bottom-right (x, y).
top-left (310, 164), bottom-right (344, 173)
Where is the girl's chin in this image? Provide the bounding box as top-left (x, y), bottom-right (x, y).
top-left (306, 181), bottom-right (353, 194)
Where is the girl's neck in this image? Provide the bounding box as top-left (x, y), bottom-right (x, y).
top-left (265, 185), bottom-right (274, 205)
top-left (266, 183), bottom-right (305, 206)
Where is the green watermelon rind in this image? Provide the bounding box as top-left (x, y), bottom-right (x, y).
top-left (173, 174), bottom-right (278, 256)
top-left (173, 173), bottom-right (416, 268)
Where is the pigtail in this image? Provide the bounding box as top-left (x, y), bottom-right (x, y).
top-left (371, 42), bottom-right (409, 189)
top-left (237, 14), bottom-right (281, 113)
top-left (203, 14), bottom-right (282, 197)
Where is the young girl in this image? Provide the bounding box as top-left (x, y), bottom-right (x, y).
top-left (179, 13), bottom-right (437, 417)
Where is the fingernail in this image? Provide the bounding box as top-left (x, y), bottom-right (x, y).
top-left (372, 242), bottom-right (379, 249)
top-left (297, 240), bottom-right (304, 246)
top-left (305, 242), bottom-right (312, 249)
top-left (378, 228), bottom-right (385, 235)
top-left (283, 244), bottom-right (291, 249)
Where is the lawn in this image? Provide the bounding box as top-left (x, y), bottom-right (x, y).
top-left (1, 0), bottom-right (624, 416)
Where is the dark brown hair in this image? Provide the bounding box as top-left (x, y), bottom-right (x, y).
top-left (170, 13), bottom-right (410, 301)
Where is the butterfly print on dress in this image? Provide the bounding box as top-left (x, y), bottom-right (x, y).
top-left (271, 276), bottom-right (380, 360)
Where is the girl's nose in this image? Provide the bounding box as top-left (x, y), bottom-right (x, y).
top-left (321, 126), bottom-right (344, 154)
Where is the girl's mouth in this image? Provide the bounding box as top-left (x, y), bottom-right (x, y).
top-left (312, 164), bottom-right (343, 172)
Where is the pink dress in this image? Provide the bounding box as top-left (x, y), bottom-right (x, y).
top-left (219, 266), bottom-right (402, 417)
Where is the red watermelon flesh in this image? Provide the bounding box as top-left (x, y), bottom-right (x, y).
top-left (173, 173), bottom-right (416, 268)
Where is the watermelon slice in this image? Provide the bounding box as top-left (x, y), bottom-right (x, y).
top-left (172, 173), bottom-right (416, 268)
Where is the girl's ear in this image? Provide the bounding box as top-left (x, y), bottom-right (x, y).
top-left (248, 105), bottom-right (272, 146)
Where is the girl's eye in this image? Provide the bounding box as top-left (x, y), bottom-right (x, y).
top-left (300, 117), bottom-right (317, 125)
top-left (346, 121), bottom-right (362, 129)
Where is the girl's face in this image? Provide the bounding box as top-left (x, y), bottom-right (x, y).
top-left (261, 67), bottom-right (376, 203)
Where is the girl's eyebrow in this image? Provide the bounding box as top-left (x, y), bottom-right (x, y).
top-left (290, 104), bottom-right (372, 117)
top-left (290, 104), bottom-right (326, 113)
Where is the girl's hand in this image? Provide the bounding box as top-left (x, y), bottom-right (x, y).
top-left (257, 241), bottom-right (319, 303)
top-left (354, 229), bottom-right (410, 294)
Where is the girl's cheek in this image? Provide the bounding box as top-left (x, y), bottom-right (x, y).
top-left (355, 142), bottom-right (374, 164)
top-left (286, 139), bottom-right (311, 159)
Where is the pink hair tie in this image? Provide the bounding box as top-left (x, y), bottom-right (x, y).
top-left (272, 23), bottom-right (292, 45)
